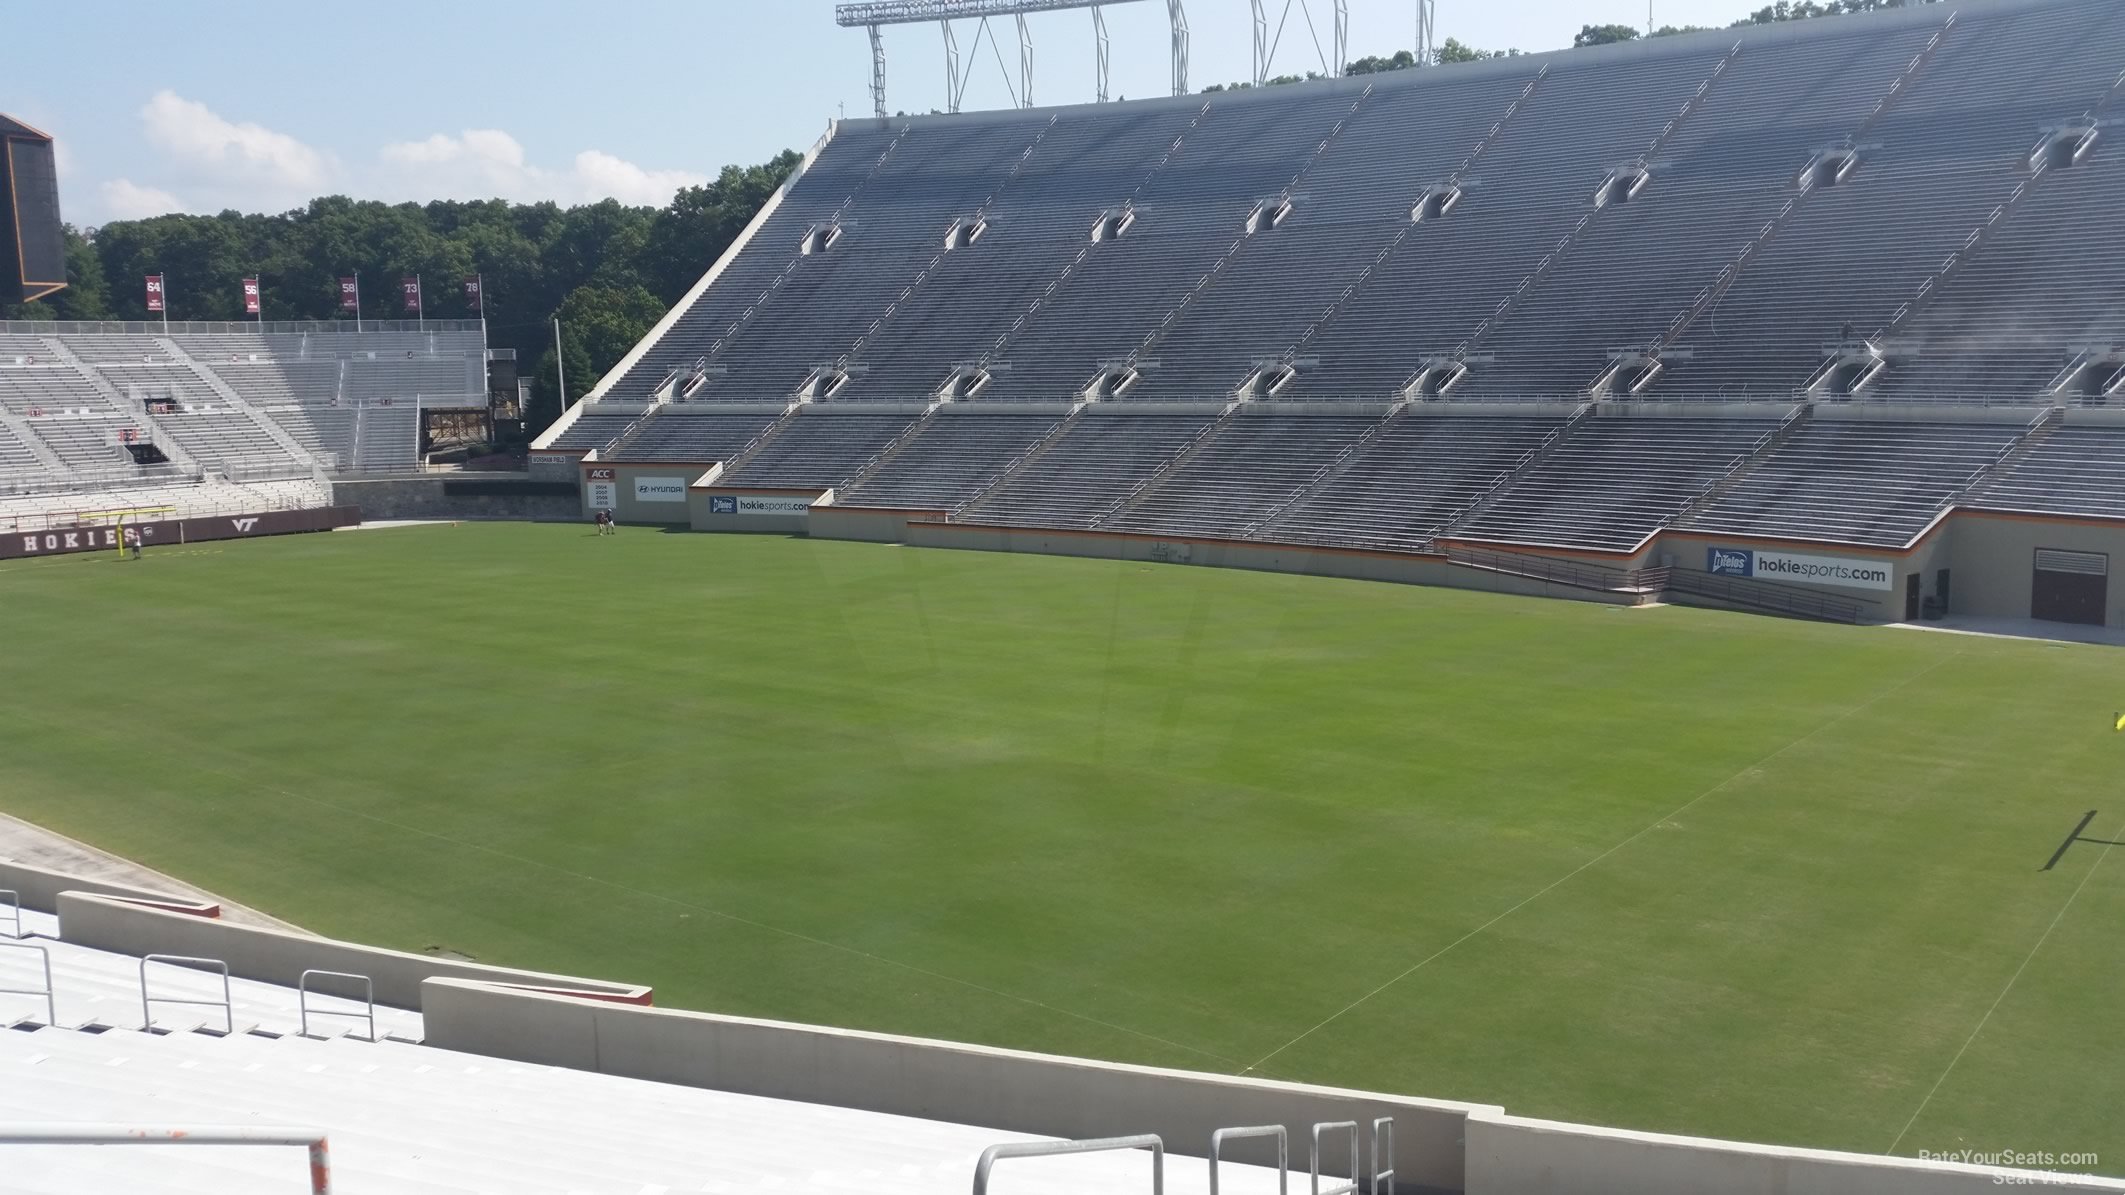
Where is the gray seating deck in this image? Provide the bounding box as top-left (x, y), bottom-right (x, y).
top-left (605, 411), bottom-right (784, 463)
top-left (1683, 418), bottom-right (2029, 545)
top-left (1105, 413), bottom-right (1378, 537)
top-left (718, 410), bottom-right (921, 488)
top-left (1456, 415), bottom-right (1779, 550)
top-left (1269, 413), bottom-right (1571, 550)
top-left (0, 367), bottom-right (115, 415)
top-left (965, 410), bottom-right (1220, 528)
top-left (546, 413), bottom-right (638, 452)
top-left (837, 411), bottom-right (1064, 508)
top-left (1971, 424), bottom-right (2125, 518)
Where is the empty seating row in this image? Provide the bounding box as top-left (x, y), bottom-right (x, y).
top-left (604, 411), bottom-right (784, 463)
top-left (962, 409), bottom-right (1221, 528)
top-left (1682, 417), bottom-right (2030, 545)
top-left (836, 410), bottom-right (1065, 508)
top-left (1971, 424), bottom-right (2125, 517)
top-left (1454, 414), bottom-right (1781, 549)
top-left (719, 409), bottom-right (922, 488)
top-left (1105, 413), bottom-right (1379, 537)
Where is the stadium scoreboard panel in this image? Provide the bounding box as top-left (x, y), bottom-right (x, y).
top-left (0, 114), bottom-right (66, 305)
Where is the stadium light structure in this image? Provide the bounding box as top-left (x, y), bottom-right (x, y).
top-left (1250, 1), bottom-right (1348, 87)
top-left (835, 0), bottom-right (1187, 117)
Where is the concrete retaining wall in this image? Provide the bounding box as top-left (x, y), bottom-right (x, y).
top-left (333, 476), bottom-right (581, 522)
top-left (1463, 1111), bottom-right (2125, 1194)
top-left (0, 860), bottom-right (215, 915)
top-left (55, 893), bottom-right (649, 1011)
top-left (420, 978), bottom-right (1487, 1192)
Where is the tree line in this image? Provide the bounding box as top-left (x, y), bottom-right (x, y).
top-left (1, 153), bottom-right (800, 436)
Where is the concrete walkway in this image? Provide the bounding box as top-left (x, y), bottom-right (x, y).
top-left (0, 811), bottom-right (306, 933)
top-left (1889, 615), bottom-right (2125, 648)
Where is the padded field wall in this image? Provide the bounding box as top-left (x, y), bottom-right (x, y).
top-left (333, 476), bottom-right (581, 522)
top-left (795, 508), bottom-right (2125, 628)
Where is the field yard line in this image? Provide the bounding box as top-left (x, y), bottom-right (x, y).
top-left (1239, 648), bottom-right (1965, 1076)
top-left (1884, 812), bottom-right (2124, 1156)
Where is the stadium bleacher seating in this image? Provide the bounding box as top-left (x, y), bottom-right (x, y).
top-left (560, 0), bottom-right (2125, 554)
top-left (837, 408), bottom-right (1067, 509)
top-left (1267, 411), bottom-right (1574, 550)
top-left (1680, 415), bottom-right (2035, 545)
top-left (1970, 422), bottom-right (2125, 517)
top-left (602, 408), bottom-right (785, 464)
top-left (960, 407), bottom-right (1221, 528)
top-left (0, 903), bottom-right (1290, 1195)
top-left (0, 321), bottom-right (490, 519)
top-left (719, 407), bottom-right (922, 489)
top-left (1454, 413), bottom-right (1782, 550)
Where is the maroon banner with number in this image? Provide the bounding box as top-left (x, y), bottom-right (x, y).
top-left (338, 277), bottom-right (358, 312)
top-left (401, 276), bottom-right (421, 313)
top-left (242, 277), bottom-right (261, 315)
top-left (145, 275), bottom-right (165, 313)
top-left (463, 275), bottom-right (482, 313)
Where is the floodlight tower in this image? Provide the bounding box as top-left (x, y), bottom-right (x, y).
top-left (834, 0), bottom-right (1186, 118)
top-left (1416, 0), bottom-right (1437, 67)
top-left (1250, 0), bottom-right (1349, 86)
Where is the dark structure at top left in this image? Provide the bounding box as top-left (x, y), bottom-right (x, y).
top-left (0, 114), bottom-right (66, 305)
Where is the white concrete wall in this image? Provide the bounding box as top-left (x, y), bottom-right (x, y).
top-left (56, 893), bottom-right (649, 1012)
top-left (420, 978), bottom-right (1488, 1192)
top-left (1465, 1110), bottom-right (2125, 1194)
top-left (0, 860), bottom-right (214, 915)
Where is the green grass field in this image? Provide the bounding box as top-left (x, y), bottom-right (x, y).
top-left (3, 523), bottom-right (2122, 1174)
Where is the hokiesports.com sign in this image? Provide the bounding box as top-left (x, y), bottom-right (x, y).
top-left (1707, 546), bottom-right (1893, 591)
top-left (707, 494), bottom-right (814, 516)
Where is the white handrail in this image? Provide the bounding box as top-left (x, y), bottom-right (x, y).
top-left (974, 1134), bottom-right (1164, 1195)
top-left (0, 1125), bottom-right (331, 1193)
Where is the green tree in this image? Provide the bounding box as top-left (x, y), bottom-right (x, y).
top-left (1435, 38), bottom-right (1517, 63)
top-left (1575, 23), bottom-right (1643, 47)
top-left (1345, 49), bottom-right (1418, 76)
top-left (526, 284), bottom-right (665, 432)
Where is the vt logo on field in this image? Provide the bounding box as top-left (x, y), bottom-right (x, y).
top-left (231, 518), bottom-right (259, 532)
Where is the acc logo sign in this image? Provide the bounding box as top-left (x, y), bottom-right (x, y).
top-left (709, 496), bottom-right (738, 515)
top-left (231, 518), bottom-right (260, 533)
top-left (1707, 548), bottom-right (1753, 577)
top-left (587, 468), bottom-right (616, 481)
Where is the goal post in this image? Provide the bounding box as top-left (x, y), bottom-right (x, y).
top-left (74, 506), bottom-right (177, 557)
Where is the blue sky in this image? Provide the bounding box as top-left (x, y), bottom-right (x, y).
top-left (12, 0), bottom-right (1750, 225)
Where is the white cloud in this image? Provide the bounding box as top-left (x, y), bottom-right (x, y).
top-left (99, 179), bottom-right (183, 221)
top-left (377, 129), bottom-right (705, 207)
top-left (140, 90), bottom-right (331, 192)
top-left (92, 95), bottom-right (703, 222)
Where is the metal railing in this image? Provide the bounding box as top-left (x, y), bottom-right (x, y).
top-left (298, 970), bottom-right (376, 1041)
top-left (974, 1134), bottom-right (1165, 1194)
top-left (1371, 1117), bottom-right (1395, 1195)
top-left (1210, 1124), bottom-right (1287, 1195)
top-left (1311, 1121), bottom-right (1359, 1195)
top-left (0, 941), bottom-right (55, 1026)
top-left (1662, 567), bottom-right (1872, 624)
top-left (0, 1125), bottom-right (331, 1193)
top-left (4, 317), bottom-right (479, 336)
top-left (140, 954), bottom-right (233, 1034)
top-left (0, 889), bottom-right (18, 940)
top-left (1445, 544), bottom-right (1663, 593)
